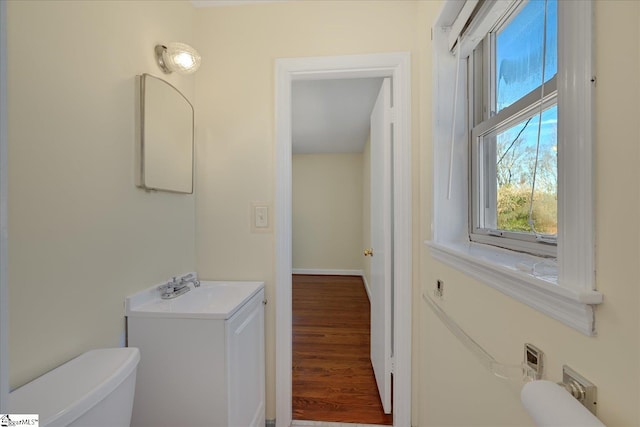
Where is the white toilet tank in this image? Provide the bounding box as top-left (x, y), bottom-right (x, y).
top-left (9, 347), bottom-right (140, 427)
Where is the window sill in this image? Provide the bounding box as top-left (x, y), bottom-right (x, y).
top-left (426, 240), bottom-right (603, 336)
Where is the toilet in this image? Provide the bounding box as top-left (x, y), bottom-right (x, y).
top-left (9, 347), bottom-right (140, 427)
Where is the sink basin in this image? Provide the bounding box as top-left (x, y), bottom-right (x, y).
top-left (126, 281), bottom-right (264, 320)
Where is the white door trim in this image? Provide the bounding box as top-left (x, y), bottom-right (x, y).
top-left (1, 0), bottom-right (9, 412)
top-left (275, 52), bottom-right (412, 427)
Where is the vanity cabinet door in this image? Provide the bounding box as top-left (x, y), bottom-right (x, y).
top-left (226, 290), bottom-right (265, 427)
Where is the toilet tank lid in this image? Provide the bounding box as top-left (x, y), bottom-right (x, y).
top-left (9, 347), bottom-right (140, 426)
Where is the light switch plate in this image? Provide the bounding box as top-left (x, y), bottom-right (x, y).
top-left (255, 206), bottom-right (268, 228)
top-left (251, 201), bottom-right (272, 233)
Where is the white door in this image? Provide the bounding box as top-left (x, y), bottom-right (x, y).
top-left (369, 77), bottom-right (392, 414)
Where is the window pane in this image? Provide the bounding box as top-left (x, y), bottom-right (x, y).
top-left (496, 0), bottom-right (557, 112)
top-left (482, 105), bottom-right (557, 235)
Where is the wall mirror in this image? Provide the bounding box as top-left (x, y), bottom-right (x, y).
top-left (136, 73), bottom-right (194, 194)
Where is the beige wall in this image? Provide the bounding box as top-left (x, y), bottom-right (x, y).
top-left (8, 1), bottom-right (639, 426)
top-left (193, 1), bottom-right (423, 419)
top-left (418, 2), bottom-right (640, 427)
top-left (7, 1), bottom-right (196, 388)
top-left (292, 153), bottom-right (363, 271)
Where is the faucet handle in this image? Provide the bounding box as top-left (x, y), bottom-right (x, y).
top-left (178, 273), bottom-right (199, 285)
top-left (158, 278), bottom-right (177, 293)
top-left (179, 273), bottom-right (194, 282)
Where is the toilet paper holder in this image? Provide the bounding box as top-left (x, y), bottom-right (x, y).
top-left (559, 365), bottom-right (598, 415)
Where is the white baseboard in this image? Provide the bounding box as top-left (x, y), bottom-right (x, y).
top-left (361, 273), bottom-right (371, 302)
top-left (292, 269), bottom-right (363, 276)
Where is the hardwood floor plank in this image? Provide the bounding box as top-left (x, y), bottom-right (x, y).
top-left (292, 274), bottom-right (393, 425)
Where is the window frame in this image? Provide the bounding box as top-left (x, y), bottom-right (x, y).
top-left (429, 0), bottom-right (602, 336)
top-left (468, 1), bottom-right (558, 258)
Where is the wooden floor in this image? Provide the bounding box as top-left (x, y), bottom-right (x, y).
top-left (292, 274), bottom-right (393, 425)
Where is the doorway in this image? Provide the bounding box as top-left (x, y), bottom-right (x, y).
top-left (291, 75), bottom-right (388, 424)
top-left (275, 53), bottom-right (412, 427)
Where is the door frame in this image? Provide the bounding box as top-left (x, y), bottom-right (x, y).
top-left (275, 52), bottom-right (412, 427)
top-left (1, 0), bottom-right (9, 412)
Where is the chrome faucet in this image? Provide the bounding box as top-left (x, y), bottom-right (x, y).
top-left (157, 273), bottom-right (200, 299)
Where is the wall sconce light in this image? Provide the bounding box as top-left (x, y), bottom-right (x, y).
top-left (155, 42), bottom-right (201, 75)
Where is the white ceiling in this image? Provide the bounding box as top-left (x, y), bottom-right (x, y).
top-left (292, 78), bottom-right (384, 154)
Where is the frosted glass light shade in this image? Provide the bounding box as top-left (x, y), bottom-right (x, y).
top-left (155, 42), bottom-right (201, 75)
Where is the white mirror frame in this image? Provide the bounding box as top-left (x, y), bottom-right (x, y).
top-left (136, 74), bottom-right (194, 194)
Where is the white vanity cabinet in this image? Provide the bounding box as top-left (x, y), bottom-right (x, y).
top-left (126, 282), bottom-right (265, 427)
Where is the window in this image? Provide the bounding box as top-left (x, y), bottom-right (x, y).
top-left (470, 0), bottom-right (558, 257)
top-left (430, 0), bottom-right (602, 335)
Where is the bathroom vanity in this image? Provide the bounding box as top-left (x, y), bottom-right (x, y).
top-left (126, 280), bottom-right (265, 427)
